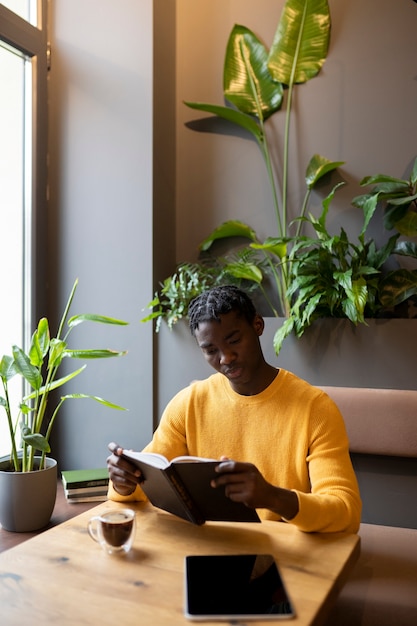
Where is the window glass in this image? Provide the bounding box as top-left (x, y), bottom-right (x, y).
top-left (0, 43), bottom-right (30, 454)
top-left (1, 0), bottom-right (37, 26)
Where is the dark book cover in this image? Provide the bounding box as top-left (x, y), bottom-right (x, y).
top-left (122, 453), bottom-right (260, 525)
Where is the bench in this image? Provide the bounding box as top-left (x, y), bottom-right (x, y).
top-left (320, 386), bottom-right (417, 626)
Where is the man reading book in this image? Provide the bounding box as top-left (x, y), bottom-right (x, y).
top-left (107, 285), bottom-right (361, 533)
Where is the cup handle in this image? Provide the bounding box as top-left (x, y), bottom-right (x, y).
top-left (87, 516), bottom-right (101, 543)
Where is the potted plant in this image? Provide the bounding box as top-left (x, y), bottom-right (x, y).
top-left (0, 278), bottom-right (128, 532)
top-left (143, 0), bottom-right (343, 329)
top-left (143, 0), bottom-right (417, 355)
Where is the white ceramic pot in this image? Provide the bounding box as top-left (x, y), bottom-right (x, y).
top-left (0, 456), bottom-right (57, 532)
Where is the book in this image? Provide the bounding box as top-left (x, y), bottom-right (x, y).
top-left (118, 448), bottom-right (261, 525)
top-left (61, 468), bottom-right (109, 490)
top-left (67, 494), bottom-right (108, 503)
top-left (64, 485), bottom-right (109, 497)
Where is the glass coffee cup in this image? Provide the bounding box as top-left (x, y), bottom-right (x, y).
top-left (88, 508), bottom-right (136, 554)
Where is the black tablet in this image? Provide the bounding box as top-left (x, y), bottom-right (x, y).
top-left (184, 554), bottom-right (295, 621)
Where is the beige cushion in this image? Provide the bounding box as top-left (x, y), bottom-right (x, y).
top-left (319, 386), bottom-right (417, 457)
top-left (324, 523), bottom-right (417, 626)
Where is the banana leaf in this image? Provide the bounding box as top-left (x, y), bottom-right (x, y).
top-left (223, 24), bottom-right (284, 120)
top-left (268, 0), bottom-right (331, 85)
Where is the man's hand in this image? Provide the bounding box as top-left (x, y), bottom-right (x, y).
top-left (106, 442), bottom-right (143, 497)
top-left (211, 458), bottom-right (299, 521)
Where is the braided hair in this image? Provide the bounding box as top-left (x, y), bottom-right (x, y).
top-left (188, 285), bottom-right (257, 337)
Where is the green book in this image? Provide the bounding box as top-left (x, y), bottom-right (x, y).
top-left (61, 468), bottom-right (109, 490)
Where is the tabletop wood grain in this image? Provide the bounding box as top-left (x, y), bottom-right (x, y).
top-left (0, 500), bottom-right (360, 626)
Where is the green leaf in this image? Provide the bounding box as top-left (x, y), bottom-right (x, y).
top-left (21, 428), bottom-right (51, 453)
top-left (184, 101), bottom-right (262, 142)
top-left (273, 317), bottom-right (295, 355)
top-left (387, 192), bottom-right (417, 207)
top-left (67, 313), bottom-right (129, 328)
top-left (349, 278), bottom-right (368, 317)
top-left (360, 194), bottom-right (379, 237)
top-left (223, 24), bottom-right (283, 120)
top-left (199, 220), bottom-right (258, 252)
top-left (224, 262), bottom-right (263, 284)
top-left (334, 269), bottom-right (352, 292)
top-left (359, 174), bottom-right (408, 187)
top-left (305, 154), bottom-right (344, 189)
top-left (36, 317), bottom-right (50, 357)
top-left (141, 310), bottom-right (163, 324)
top-left (12, 345), bottom-right (42, 390)
top-left (60, 393), bottom-right (127, 410)
top-left (314, 183), bottom-right (344, 233)
top-left (64, 349), bottom-right (127, 359)
top-left (250, 237), bottom-right (287, 259)
top-left (380, 270), bottom-right (417, 307)
top-left (393, 209), bottom-right (417, 237)
top-left (268, 0), bottom-right (331, 85)
top-left (29, 325), bottom-right (44, 368)
top-left (0, 355), bottom-right (17, 382)
top-left (394, 240), bottom-right (417, 259)
top-left (342, 298), bottom-right (364, 324)
top-left (24, 366), bottom-right (87, 400)
top-left (48, 338), bottom-right (67, 370)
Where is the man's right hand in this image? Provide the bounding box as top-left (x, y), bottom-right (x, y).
top-left (106, 442), bottom-right (142, 496)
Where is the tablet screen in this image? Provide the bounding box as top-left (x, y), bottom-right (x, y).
top-left (184, 554), bottom-right (295, 620)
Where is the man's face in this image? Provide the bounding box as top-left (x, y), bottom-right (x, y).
top-left (193, 310), bottom-right (265, 394)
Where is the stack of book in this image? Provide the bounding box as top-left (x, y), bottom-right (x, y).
top-left (61, 468), bottom-right (109, 503)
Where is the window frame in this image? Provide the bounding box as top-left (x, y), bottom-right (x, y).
top-left (0, 0), bottom-right (48, 341)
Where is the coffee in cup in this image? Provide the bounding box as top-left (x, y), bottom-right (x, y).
top-left (88, 509), bottom-right (136, 554)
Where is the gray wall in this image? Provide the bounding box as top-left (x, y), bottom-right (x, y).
top-left (48, 0), bottom-right (154, 470)
top-left (48, 1), bottom-right (417, 470)
top-left (175, 0), bottom-right (417, 261)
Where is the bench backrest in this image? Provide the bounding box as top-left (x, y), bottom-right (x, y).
top-left (318, 386), bottom-right (417, 458)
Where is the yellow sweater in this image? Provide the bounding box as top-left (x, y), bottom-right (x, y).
top-left (109, 369), bottom-right (361, 533)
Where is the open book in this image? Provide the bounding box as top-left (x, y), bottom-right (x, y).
top-left (118, 448), bottom-right (260, 525)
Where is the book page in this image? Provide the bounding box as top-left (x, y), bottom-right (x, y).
top-left (122, 449), bottom-right (218, 468)
top-left (122, 450), bottom-right (169, 469)
top-left (172, 455), bottom-right (217, 464)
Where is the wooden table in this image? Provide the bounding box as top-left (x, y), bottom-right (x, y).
top-left (0, 500), bottom-right (360, 625)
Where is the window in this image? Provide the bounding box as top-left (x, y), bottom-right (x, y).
top-left (0, 1), bottom-right (48, 456)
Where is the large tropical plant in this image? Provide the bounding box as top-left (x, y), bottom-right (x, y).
top-left (144, 0), bottom-right (342, 331)
top-left (143, 1), bottom-right (416, 354)
top-left (0, 278), bottom-right (128, 472)
top-left (184, 0), bottom-right (340, 317)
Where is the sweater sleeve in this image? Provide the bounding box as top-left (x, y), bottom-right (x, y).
top-left (107, 388), bottom-right (191, 502)
top-left (287, 391), bottom-right (362, 533)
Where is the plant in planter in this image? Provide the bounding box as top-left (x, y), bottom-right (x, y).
top-left (0, 278), bottom-right (128, 531)
top-left (143, 1), bottom-right (417, 354)
top-left (144, 0), bottom-right (341, 328)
